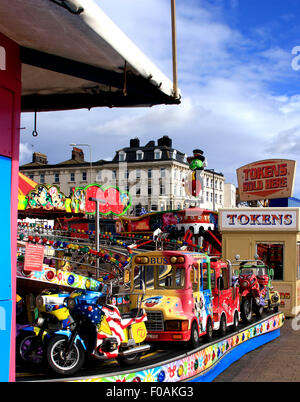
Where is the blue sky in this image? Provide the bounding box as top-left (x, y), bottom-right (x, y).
top-left (20, 0), bottom-right (300, 197)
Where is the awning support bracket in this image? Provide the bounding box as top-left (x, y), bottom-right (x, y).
top-left (32, 110), bottom-right (38, 137)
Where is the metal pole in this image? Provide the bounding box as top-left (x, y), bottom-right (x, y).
top-left (89, 197), bottom-right (105, 278)
top-left (88, 145), bottom-right (92, 183)
top-left (171, 0), bottom-right (179, 99)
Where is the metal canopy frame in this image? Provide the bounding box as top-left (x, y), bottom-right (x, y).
top-left (20, 47), bottom-right (179, 112)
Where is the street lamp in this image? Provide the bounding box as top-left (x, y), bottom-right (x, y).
top-left (69, 143), bottom-right (92, 183)
top-left (210, 169), bottom-right (215, 211)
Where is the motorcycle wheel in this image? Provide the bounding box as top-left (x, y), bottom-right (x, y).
top-left (46, 335), bottom-right (85, 376)
top-left (117, 351), bottom-right (142, 366)
top-left (241, 298), bottom-right (252, 323)
top-left (254, 304), bottom-right (264, 317)
top-left (18, 334), bottom-right (44, 365)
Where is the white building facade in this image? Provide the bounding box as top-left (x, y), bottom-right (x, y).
top-left (20, 137), bottom-right (236, 214)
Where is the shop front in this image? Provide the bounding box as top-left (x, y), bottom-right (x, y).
top-left (219, 208), bottom-right (300, 317)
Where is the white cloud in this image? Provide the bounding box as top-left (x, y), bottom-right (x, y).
top-left (19, 142), bottom-right (33, 165)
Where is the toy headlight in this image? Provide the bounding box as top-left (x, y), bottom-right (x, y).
top-left (66, 298), bottom-right (76, 310)
top-left (272, 294), bottom-right (279, 303)
top-left (37, 317), bottom-right (45, 327)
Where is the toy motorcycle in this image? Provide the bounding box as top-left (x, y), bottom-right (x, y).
top-left (45, 289), bottom-right (150, 376)
top-left (238, 260), bottom-right (280, 323)
top-left (17, 289), bottom-right (73, 365)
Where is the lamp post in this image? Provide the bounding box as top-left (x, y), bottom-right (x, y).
top-left (69, 143), bottom-right (92, 183)
top-left (171, 0), bottom-right (179, 99)
top-left (89, 196), bottom-right (106, 278)
top-left (210, 169), bottom-right (215, 211)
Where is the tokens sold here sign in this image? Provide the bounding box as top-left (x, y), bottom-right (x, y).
top-left (236, 159), bottom-right (297, 201)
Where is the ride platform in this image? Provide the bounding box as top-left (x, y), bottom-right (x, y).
top-left (17, 311), bottom-right (284, 383)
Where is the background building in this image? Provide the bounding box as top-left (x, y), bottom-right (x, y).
top-left (20, 136), bottom-right (236, 214)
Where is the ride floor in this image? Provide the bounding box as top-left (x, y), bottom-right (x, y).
top-left (16, 311), bottom-right (284, 382)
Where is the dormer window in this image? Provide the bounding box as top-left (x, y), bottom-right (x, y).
top-left (136, 150), bottom-right (144, 160)
top-left (154, 149), bottom-right (162, 160)
top-left (172, 150), bottom-right (177, 159)
top-left (119, 151), bottom-right (126, 162)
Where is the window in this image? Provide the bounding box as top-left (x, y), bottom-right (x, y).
top-left (157, 266), bottom-right (185, 289)
top-left (124, 170), bottom-right (129, 179)
top-left (154, 149), bottom-right (162, 160)
top-left (96, 171), bottom-right (102, 181)
top-left (148, 168), bottom-right (152, 179)
top-left (82, 171), bottom-right (87, 181)
top-left (119, 151), bottom-right (126, 161)
top-left (148, 185), bottom-right (152, 195)
top-left (206, 177), bottom-right (209, 187)
top-left (192, 265), bottom-right (199, 292)
top-left (172, 150), bottom-right (177, 159)
top-left (202, 265), bottom-right (215, 290)
top-left (136, 169), bottom-right (141, 179)
top-left (136, 183), bottom-right (141, 195)
top-left (219, 181), bottom-right (222, 190)
top-left (210, 193), bottom-right (213, 203)
top-left (256, 243), bottom-right (284, 280)
top-left (160, 168), bottom-right (165, 178)
top-left (29, 174), bottom-right (34, 180)
top-left (134, 265), bottom-right (185, 290)
top-left (40, 174), bottom-right (45, 184)
top-left (134, 265), bottom-right (154, 290)
top-left (221, 267), bottom-right (229, 289)
top-left (160, 183), bottom-right (165, 195)
top-left (206, 192), bottom-right (209, 202)
top-left (136, 150), bottom-right (144, 160)
top-left (70, 172), bottom-right (75, 182)
top-left (54, 173), bottom-right (59, 183)
top-left (219, 194), bottom-right (222, 204)
top-left (112, 170), bottom-right (116, 179)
